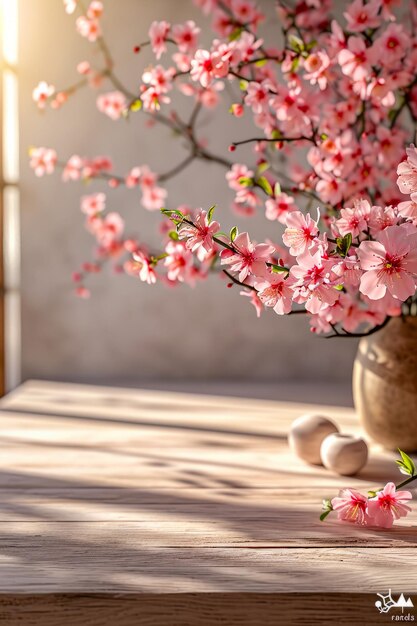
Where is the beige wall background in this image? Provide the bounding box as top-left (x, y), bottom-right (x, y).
top-left (18, 0), bottom-right (358, 389)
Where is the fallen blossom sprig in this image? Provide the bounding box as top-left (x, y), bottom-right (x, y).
top-left (321, 450), bottom-right (417, 529)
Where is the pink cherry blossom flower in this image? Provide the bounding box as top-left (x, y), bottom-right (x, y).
top-left (173, 52), bottom-right (192, 73)
top-left (179, 209), bottom-right (220, 252)
top-left (244, 80), bottom-right (273, 114)
top-left (164, 241), bottom-right (193, 282)
top-left (338, 292), bottom-right (369, 333)
top-left (193, 0), bottom-right (217, 16)
top-left (141, 185), bottom-right (167, 211)
top-left (344, 0), bottom-right (381, 33)
top-left (368, 483), bottom-right (412, 529)
top-left (172, 20), bottom-right (200, 53)
top-left (139, 165), bottom-right (158, 189)
top-left (290, 247), bottom-right (339, 314)
top-left (141, 87), bottom-right (171, 112)
top-left (336, 199), bottom-right (371, 238)
top-left (235, 186), bottom-right (260, 208)
top-left (76, 16), bottom-right (101, 42)
top-left (131, 250), bottom-right (157, 285)
top-left (303, 51), bottom-right (331, 91)
top-left (29, 147), bottom-right (57, 177)
top-left (75, 286), bottom-right (91, 299)
top-left (398, 197), bottom-right (417, 223)
top-left (125, 166), bottom-right (142, 188)
top-left (77, 61), bottom-right (91, 75)
top-left (375, 126), bottom-right (407, 168)
top-left (265, 192), bottom-right (298, 224)
top-left (367, 205), bottom-right (399, 236)
top-left (97, 91), bottom-right (127, 120)
top-left (220, 233), bottom-right (274, 283)
top-left (363, 291), bottom-right (402, 323)
top-left (358, 225), bottom-right (417, 301)
top-left (397, 144), bottom-right (417, 196)
top-left (333, 255), bottom-right (362, 289)
top-left (379, 0), bottom-right (401, 20)
top-left (371, 24), bottom-right (410, 69)
top-left (32, 81), bottom-right (55, 108)
top-left (235, 32), bottom-right (263, 62)
top-left (81, 192), bottom-right (106, 215)
top-left (331, 488), bottom-right (370, 526)
top-left (254, 272), bottom-right (293, 315)
top-left (316, 177), bottom-right (344, 205)
top-left (283, 211), bottom-right (319, 256)
top-left (92, 212), bottom-right (124, 246)
top-left (338, 37), bottom-right (371, 82)
top-left (190, 48), bottom-right (230, 88)
top-left (230, 0), bottom-right (260, 26)
top-left (226, 164), bottom-right (254, 192)
top-left (240, 289), bottom-right (263, 318)
top-left (149, 21), bottom-right (171, 59)
top-left (325, 19), bottom-right (346, 55)
top-left (269, 86), bottom-right (314, 135)
top-left (142, 65), bottom-right (175, 94)
top-left (87, 1), bottom-right (103, 20)
top-left (62, 155), bottom-right (84, 181)
top-left (198, 81), bottom-right (224, 108)
top-left (63, 0), bottom-right (77, 13)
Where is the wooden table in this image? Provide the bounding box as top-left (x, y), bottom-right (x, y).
top-left (0, 380), bottom-right (416, 625)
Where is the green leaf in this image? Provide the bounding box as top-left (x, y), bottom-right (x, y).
top-left (257, 161), bottom-right (270, 174)
top-left (336, 233), bottom-right (352, 258)
top-left (368, 490), bottom-right (377, 498)
top-left (229, 26), bottom-right (243, 41)
top-left (168, 230), bottom-right (179, 241)
top-left (130, 99), bottom-right (142, 112)
top-left (271, 129), bottom-right (281, 140)
top-left (334, 284), bottom-right (344, 291)
top-left (255, 58), bottom-right (267, 67)
top-left (150, 252), bottom-right (168, 264)
top-left (288, 34), bottom-right (305, 53)
top-left (271, 263), bottom-right (289, 274)
top-left (306, 39), bottom-right (317, 52)
top-left (274, 182), bottom-right (281, 197)
top-left (230, 226), bottom-right (238, 242)
top-left (290, 56), bottom-right (300, 72)
top-left (161, 208), bottom-right (184, 219)
top-left (396, 449), bottom-right (416, 477)
top-left (207, 205), bottom-right (216, 223)
top-left (257, 176), bottom-right (273, 196)
top-left (320, 498), bottom-right (333, 522)
top-left (320, 509), bottom-right (332, 522)
top-left (239, 79), bottom-right (249, 91)
top-left (238, 176), bottom-right (254, 187)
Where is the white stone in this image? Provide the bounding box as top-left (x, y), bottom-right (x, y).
top-left (288, 414), bottom-right (339, 465)
top-left (320, 433), bottom-right (368, 476)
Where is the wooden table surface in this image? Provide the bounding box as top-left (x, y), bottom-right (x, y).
top-left (0, 380), bottom-right (416, 625)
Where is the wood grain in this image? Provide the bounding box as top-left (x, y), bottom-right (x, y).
top-left (0, 594), bottom-right (392, 626)
top-left (0, 380), bottom-right (416, 623)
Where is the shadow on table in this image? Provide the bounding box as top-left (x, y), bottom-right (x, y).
top-left (1, 467), bottom-right (417, 593)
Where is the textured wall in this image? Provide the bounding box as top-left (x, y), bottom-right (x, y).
top-left (19, 0), bottom-right (358, 386)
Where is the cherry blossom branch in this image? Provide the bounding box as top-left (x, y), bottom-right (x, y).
top-left (158, 154), bottom-right (196, 182)
top-left (231, 135), bottom-right (317, 148)
top-left (325, 316), bottom-right (391, 339)
top-left (222, 269), bottom-right (256, 291)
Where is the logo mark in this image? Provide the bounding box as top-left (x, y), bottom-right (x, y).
top-left (375, 590), bottom-right (414, 618)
